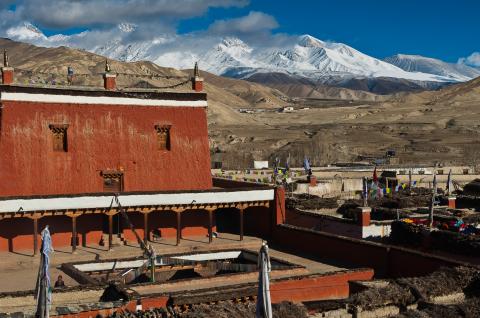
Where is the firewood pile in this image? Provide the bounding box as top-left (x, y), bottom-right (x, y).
top-left (100, 301), bottom-right (307, 318)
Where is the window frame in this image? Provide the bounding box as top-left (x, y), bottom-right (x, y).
top-left (101, 170), bottom-right (124, 193)
top-left (48, 124), bottom-right (69, 152)
top-left (155, 124), bottom-right (172, 151)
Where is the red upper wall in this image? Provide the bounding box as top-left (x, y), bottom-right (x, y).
top-left (0, 99), bottom-right (212, 196)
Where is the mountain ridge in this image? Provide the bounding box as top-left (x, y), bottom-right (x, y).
top-left (4, 23), bottom-right (478, 96)
top-left (384, 54), bottom-right (480, 82)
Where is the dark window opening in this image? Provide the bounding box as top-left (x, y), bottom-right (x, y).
top-left (463, 169), bottom-right (469, 175)
top-left (49, 124), bottom-right (69, 152)
top-left (155, 125), bottom-right (171, 151)
top-left (101, 171), bottom-right (124, 192)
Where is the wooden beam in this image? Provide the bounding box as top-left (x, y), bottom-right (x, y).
top-left (143, 212), bottom-right (149, 244)
top-left (176, 211), bottom-right (181, 246)
top-left (72, 216), bottom-right (77, 253)
top-left (206, 208), bottom-right (216, 243)
top-left (108, 213), bottom-right (113, 250)
top-left (239, 208), bottom-right (244, 241)
top-left (33, 217), bottom-right (38, 255)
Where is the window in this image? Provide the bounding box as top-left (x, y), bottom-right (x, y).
top-left (49, 124), bottom-right (69, 152)
top-left (437, 170), bottom-right (444, 175)
top-left (155, 125), bottom-right (171, 150)
top-left (463, 169), bottom-right (469, 175)
top-left (101, 171), bottom-right (124, 192)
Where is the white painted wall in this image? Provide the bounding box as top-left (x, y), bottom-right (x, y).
top-left (362, 223), bottom-right (391, 238)
top-left (0, 189), bottom-right (274, 213)
top-left (0, 92), bottom-right (208, 107)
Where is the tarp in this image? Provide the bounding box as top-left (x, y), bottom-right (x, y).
top-left (254, 161), bottom-right (269, 169)
top-left (35, 226), bottom-right (53, 318)
top-left (256, 242), bottom-right (272, 318)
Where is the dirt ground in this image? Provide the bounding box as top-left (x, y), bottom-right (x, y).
top-left (213, 78), bottom-right (480, 169)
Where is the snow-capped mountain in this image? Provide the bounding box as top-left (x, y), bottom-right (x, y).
top-left (3, 23), bottom-right (477, 85)
top-left (384, 54), bottom-right (480, 82)
top-left (6, 22), bottom-right (48, 42)
top-left (250, 35), bottom-right (449, 81)
top-left (149, 35), bottom-right (461, 83)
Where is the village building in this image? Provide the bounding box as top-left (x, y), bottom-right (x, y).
top-left (0, 56), bottom-right (275, 254)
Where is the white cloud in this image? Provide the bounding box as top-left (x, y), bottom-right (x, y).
top-left (0, 1), bottom-right (269, 55)
top-left (0, 1), bottom-right (286, 55)
top-left (458, 52), bottom-right (480, 68)
top-left (208, 11), bottom-right (278, 35)
top-left (0, 1), bottom-right (294, 71)
top-left (13, 0), bottom-right (248, 29)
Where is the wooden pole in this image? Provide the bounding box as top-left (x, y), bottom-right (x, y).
top-left (176, 211), bottom-right (181, 246)
top-left (72, 216), bottom-right (77, 253)
top-left (143, 212), bottom-right (149, 244)
top-left (239, 208), bottom-right (244, 241)
top-left (429, 169), bottom-right (437, 229)
top-left (33, 217), bottom-right (38, 256)
top-left (409, 169), bottom-right (412, 192)
top-left (208, 209), bottom-right (213, 244)
top-left (108, 213), bottom-right (113, 250)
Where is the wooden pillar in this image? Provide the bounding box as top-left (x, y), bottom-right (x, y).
top-left (143, 212), bottom-right (149, 244)
top-left (176, 211), bottom-right (181, 246)
top-left (206, 208), bottom-right (215, 244)
top-left (108, 213), bottom-right (113, 250)
top-left (33, 217), bottom-right (39, 255)
top-left (239, 208), bottom-right (245, 241)
top-left (172, 207), bottom-right (185, 246)
top-left (72, 216), bottom-right (77, 253)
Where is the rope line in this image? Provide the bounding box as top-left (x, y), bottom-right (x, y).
top-left (15, 67), bottom-right (189, 79)
top-left (13, 67), bottom-right (193, 89)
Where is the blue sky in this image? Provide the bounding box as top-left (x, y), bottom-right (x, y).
top-left (0, 0), bottom-right (478, 65)
top-left (178, 0), bottom-right (479, 62)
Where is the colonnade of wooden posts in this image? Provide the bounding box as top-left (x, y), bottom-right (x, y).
top-left (11, 201), bottom-right (269, 255)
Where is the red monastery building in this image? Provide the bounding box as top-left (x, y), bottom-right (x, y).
top-left (0, 56), bottom-right (278, 254)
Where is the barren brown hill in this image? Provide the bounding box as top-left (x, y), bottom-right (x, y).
top-left (246, 72), bottom-right (384, 101)
top-left (0, 38), bottom-right (288, 126)
top-left (2, 38), bottom-right (480, 168)
top-left (191, 71), bottom-right (288, 109)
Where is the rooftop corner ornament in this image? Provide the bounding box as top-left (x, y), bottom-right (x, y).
top-left (194, 61), bottom-right (200, 77)
top-left (3, 49), bottom-right (9, 67)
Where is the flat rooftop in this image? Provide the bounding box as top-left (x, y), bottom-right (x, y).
top-left (0, 233), bottom-right (353, 315)
top-left (0, 84), bottom-right (206, 101)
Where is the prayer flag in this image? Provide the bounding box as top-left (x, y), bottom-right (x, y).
top-left (303, 157), bottom-right (311, 172)
top-left (447, 169), bottom-right (453, 195)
